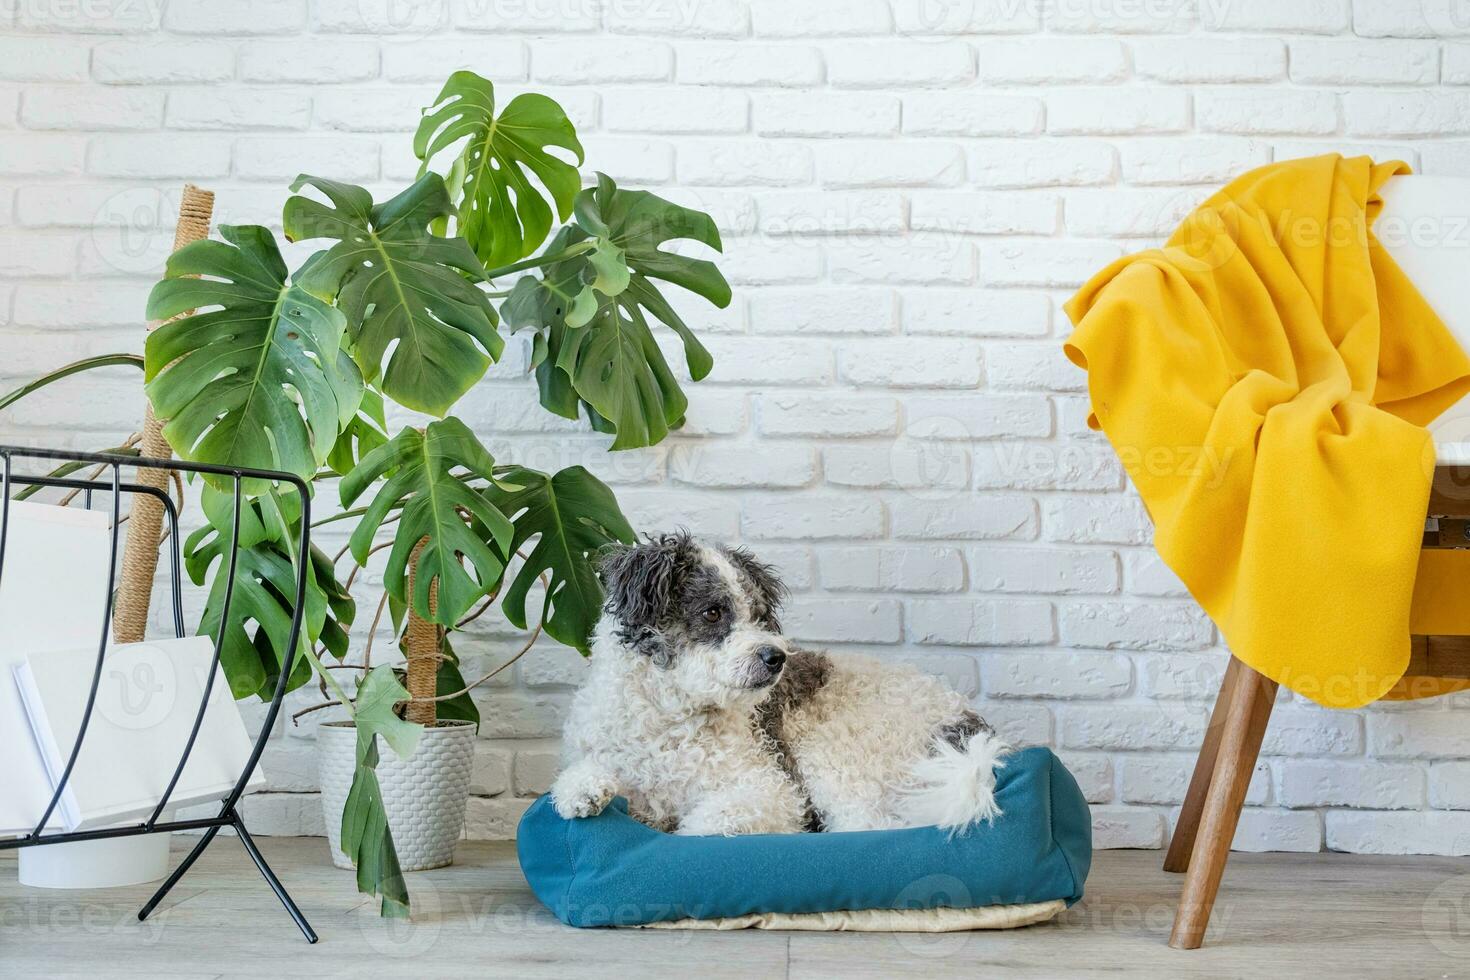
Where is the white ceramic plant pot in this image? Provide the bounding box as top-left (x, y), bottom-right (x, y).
top-left (317, 719), bottom-right (475, 872)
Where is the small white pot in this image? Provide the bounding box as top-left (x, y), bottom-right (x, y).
top-left (19, 834), bottom-right (171, 889)
top-left (317, 719), bottom-right (475, 872)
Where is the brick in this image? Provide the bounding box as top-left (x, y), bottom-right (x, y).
top-left (1326, 811), bottom-right (1470, 855)
top-left (1203, 0), bottom-right (1348, 32)
top-left (827, 41), bottom-right (973, 88)
top-left (1047, 0), bottom-right (1193, 33)
top-left (908, 598), bottom-right (1054, 646)
top-left (1045, 494), bottom-right (1152, 545)
top-left (164, 0), bottom-right (307, 33)
top-left (537, 38), bottom-right (674, 84)
top-left (911, 191), bottom-right (1058, 235)
top-left (616, 490), bottom-right (740, 539)
top-left (892, 0), bottom-right (1039, 34)
top-left (1350, 0), bottom-right (1470, 38)
top-left (1444, 45), bottom-right (1470, 84)
top-left (1198, 89), bottom-right (1339, 135)
top-left (818, 546), bottom-right (965, 593)
top-left (968, 140), bottom-right (1116, 189)
top-left (985, 651), bottom-right (1131, 699)
top-left (1065, 187), bottom-right (1207, 238)
top-left (975, 441), bottom-right (1122, 492)
top-left (1119, 136), bottom-right (1269, 185)
top-left (1092, 807), bottom-right (1165, 849)
top-left (167, 90), bottom-right (312, 130)
top-left (904, 394), bottom-right (1052, 440)
top-left (606, 0), bottom-right (748, 37)
top-left (749, 0), bottom-right (890, 37)
top-left (1291, 39), bottom-right (1438, 84)
top-left (758, 393), bottom-right (899, 437)
top-left (840, 338), bottom-right (981, 388)
top-left (1232, 810), bottom-right (1322, 852)
top-left (1431, 762), bottom-right (1470, 808)
top-left (1122, 550), bottom-right (1187, 596)
top-left (92, 40), bottom-right (234, 83)
top-left (380, 39), bottom-right (525, 82)
top-left (235, 136), bottom-right (379, 181)
top-left (1060, 704), bottom-right (1207, 750)
top-left (817, 141), bottom-right (964, 188)
top-left (1059, 600), bottom-right (1213, 651)
top-left (903, 92), bottom-right (1043, 136)
top-left (748, 287), bottom-right (894, 334)
top-left (982, 240), bottom-right (1125, 288)
top-left (0, 38), bottom-right (89, 81)
top-left (464, 798), bottom-right (534, 840)
top-left (1132, 37), bottom-right (1286, 82)
top-left (976, 38), bottom-right (1126, 83)
top-left (1047, 89), bottom-right (1191, 135)
top-left (784, 597), bottom-right (902, 643)
top-left (702, 337), bottom-right (831, 384)
top-left (759, 191), bottom-right (905, 236)
top-left (716, 240), bottom-right (823, 286)
top-left (0, 230), bottom-right (78, 277)
top-left (669, 445), bottom-right (817, 488)
top-left (892, 496), bottom-right (1038, 541)
top-left (824, 443), bottom-right (970, 491)
top-left (969, 547), bottom-right (1118, 594)
top-left (17, 0), bottom-right (161, 32)
top-left (677, 43), bottom-right (821, 86)
top-left (512, 746), bottom-right (559, 795)
top-left (1055, 751), bottom-right (1114, 803)
top-left (901, 289), bottom-right (1050, 338)
top-left (1279, 761), bottom-right (1425, 809)
top-left (677, 139), bottom-right (812, 186)
top-left (604, 87), bottom-right (747, 134)
top-left (742, 494), bottom-right (886, 540)
top-left (1346, 92), bottom-right (1470, 137)
top-left (828, 238), bottom-right (975, 285)
top-left (22, 87), bottom-right (163, 130)
top-left (579, 136), bottom-right (674, 184)
top-left (472, 692), bottom-right (568, 738)
top-left (88, 135), bottom-right (230, 178)
top-left (1263, 709), bottom-right (1362, 757)
top-left (755, 92), bottom-right (900, 137)
top-left (242, 40), bottom-right (381, 82)
top-left (1370, 711), bottom-right (1470, 757)
top-left (1124, 755), bottom-right (1270, 804)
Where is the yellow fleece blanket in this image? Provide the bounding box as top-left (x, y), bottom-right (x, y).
top-left (1064, 154), bottom-right (1470, 708)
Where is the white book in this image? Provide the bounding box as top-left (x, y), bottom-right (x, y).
top-left (0, 500), bottom-right (114, 836)
top-left (13, 636), bottom-right (267, 832)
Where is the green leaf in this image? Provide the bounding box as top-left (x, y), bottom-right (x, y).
top-left (340, 663), bottom-right (419, 918)
top-left (185, 496), bottom-right (355, 700)
top-left (503, 175), bottom-right (728, 448)
top-left (484, 465), bottom-right (635, 653)
top-left (339, 419), bottom-right (514, 627)
top-left (0, 353), bottom-right (143, 414)
top-left (283, 174), bottom-right (502, 418)
top-left (326, 387), bottom-right (389, 477)
top-left (144, 225), bottom-right (364, 493)
top-left (414, 70), bottom-right (584, 270)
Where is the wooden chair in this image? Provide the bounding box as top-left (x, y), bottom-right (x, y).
top-left (1166, 174), bottom-right (1470, 949)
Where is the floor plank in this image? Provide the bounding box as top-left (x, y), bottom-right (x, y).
top-left (4, 838), bottom-right (1470, 978)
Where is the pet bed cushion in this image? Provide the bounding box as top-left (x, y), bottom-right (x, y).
top-left (516, 746), bottom-right (1091, 930)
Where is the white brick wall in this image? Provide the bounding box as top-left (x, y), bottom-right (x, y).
top-left (6, 1), bottom-right (1470, 855)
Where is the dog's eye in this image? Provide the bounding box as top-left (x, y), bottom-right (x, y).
top-left (702, 606), bottom-right (722, 623)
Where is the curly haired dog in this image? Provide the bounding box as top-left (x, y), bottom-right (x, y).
top-left (550, 533), bottom-right (1009, 836)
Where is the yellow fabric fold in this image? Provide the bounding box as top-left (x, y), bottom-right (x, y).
top-left (1063, 154), bottom-right (1470, 709)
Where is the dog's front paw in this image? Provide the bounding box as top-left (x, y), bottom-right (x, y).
top-left (550, 765), bottom-right (617, 820)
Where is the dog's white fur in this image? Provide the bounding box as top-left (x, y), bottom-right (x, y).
top-left (552, 540), bottom-right (1009, 836)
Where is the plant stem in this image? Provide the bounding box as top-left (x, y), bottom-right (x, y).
top-left (481, 239), bottom-right (595, 280)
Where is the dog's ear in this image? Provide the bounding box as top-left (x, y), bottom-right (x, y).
top-left (599, 533), bottom-right (692, 630)
top-left (722, 546), bottom-right (787, 631)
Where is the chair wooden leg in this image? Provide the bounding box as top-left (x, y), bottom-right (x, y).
top-left (1164, 656), bottom-right (1244, 873)
top-left (1169, 658), bottom-right (1276, 950)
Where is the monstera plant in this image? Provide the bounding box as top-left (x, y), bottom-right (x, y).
top-left (1, 71), bottom-right (728, 917)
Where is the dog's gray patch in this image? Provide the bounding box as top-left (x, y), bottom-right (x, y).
top-left (937, 709), bottom-right (994, 750)
top-left (720, 545), bottom-right (787, 631)
top-left (754, 649), bottom-right (832, 832)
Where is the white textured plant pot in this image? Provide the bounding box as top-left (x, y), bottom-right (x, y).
top-left (18, 834), bottom-right (170, 889)
top-left (317, 719), bottom-right (475, 872)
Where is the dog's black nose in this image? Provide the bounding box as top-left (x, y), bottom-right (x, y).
top-left (757, 646), bottom-right (786, 670)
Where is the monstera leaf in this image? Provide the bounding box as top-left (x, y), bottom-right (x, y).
top-left (341, 665), bottom-right (419, 918)
top-left (326, 387), bottom-right (389, 477)
top-left (144, 224), bottom-right (363, 492)
top-left (340, 419), bottom-right (514, 627)
top-left (484, 465), bottom-right (635, 652)
top-left (283, 174), bottom-right (501, 417)
top-left (414, 70), bottom-right (584, 270)
top-left (502, 175), bottom-right (728, 449)
top-left (185, 493), bottom-right (354, 701)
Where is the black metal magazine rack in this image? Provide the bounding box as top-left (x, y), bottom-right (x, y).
top-left (0, 446), bottom-right (318, 943)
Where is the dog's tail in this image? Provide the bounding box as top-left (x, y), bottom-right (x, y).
top-left (896, 730), bottom-right (1011, 834)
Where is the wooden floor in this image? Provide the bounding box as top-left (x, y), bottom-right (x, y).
top-left (5, 838), bottom-right (1470, 978)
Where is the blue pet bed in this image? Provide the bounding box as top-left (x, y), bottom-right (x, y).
top-left (517, 746), bottom-right (1091, 930)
